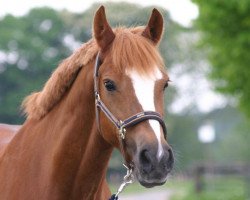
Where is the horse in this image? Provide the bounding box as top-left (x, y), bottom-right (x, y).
top-left (0, 6), bottom-right (174, 200)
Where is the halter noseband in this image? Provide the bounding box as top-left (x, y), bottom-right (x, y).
top-left (94, 52), bottom-right (168, 140)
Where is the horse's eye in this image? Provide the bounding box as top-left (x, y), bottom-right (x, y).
top-left (104, 80), bottom-right (116, 91)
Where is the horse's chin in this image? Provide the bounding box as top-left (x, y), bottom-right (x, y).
top-left (134, 166), bottom-right (168, 188)
top-left (138, 179), bottom-right (166, 188)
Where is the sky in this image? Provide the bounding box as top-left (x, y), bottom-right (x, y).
top-left (0, 0), bottom-right (226, 113)
top-left (0, 0), bottom-right (198, 27)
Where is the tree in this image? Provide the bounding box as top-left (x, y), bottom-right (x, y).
top-left (192, 0), bottom-right (250, 117)
top-left (0, 8), bottom-right (77, 123)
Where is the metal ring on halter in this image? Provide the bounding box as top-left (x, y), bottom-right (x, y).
top-left (118, 121), bottom-right (126, 140)
top-left (114, 164), bottom-right (134, 198)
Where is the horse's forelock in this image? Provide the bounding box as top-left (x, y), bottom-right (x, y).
top-left (111, 27), bottom-right (164, 76)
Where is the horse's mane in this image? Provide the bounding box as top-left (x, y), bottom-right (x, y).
top-left (22, 27), bottom-right (164, 120)
top-left (22, 39), bottom-right (98, 119)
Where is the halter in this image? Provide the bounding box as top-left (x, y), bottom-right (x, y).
top-left (93, 52), bottom-right (168, 199)
top-left (94, 52), bottom-right (167, 140)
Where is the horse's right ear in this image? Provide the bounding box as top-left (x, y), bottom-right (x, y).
top-left (93, 6), bottom-right (115, 51)
top-left (142, 8), bottom-right (164, 45)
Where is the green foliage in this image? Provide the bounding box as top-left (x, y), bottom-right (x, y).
top-left (0, 8), bottom-right (76, 123)
top-left (192, 0), bottom-right (250, 117)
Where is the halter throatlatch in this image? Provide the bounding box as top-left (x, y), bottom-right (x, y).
top-left (94, 52), bottom-right (168, 199)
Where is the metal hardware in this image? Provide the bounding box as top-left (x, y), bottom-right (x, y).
top-left (119, 126), bottom-right (126, 140)
top-left (118, 121), bottom-right (126, 140)
top-left (95, 92), bottom-right (100, 101)
top-left (115, 164), bottom-right (134, 198)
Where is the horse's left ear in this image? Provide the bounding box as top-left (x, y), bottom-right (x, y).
top-left (93, 6), bottom-right (115, 51)
top-left (142, 8), bottom-right (164, 45)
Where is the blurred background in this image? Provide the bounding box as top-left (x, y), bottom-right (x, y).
top-left (0, 0), bottom-right (249, 199)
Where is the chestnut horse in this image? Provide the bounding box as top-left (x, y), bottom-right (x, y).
top-left (0, 6), bottom-right (174, 200)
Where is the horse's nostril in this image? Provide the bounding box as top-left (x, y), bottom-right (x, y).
top-left (140, 150), bottom-right (153, 174)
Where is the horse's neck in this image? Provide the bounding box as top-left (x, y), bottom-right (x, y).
top-left (1, 62), bottom-right (113, 199)
top-left (47, 62), bottom-right (113, 199)
top-left (70, 126), bottom-right (113, 199)
top-left (51, 123), bottom-right (113, 199)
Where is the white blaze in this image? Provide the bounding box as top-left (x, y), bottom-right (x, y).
top-left (127, 68), bottom-right (164, 159)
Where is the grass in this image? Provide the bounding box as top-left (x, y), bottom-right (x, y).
top-left (170, 176), bottom-right (248, 200)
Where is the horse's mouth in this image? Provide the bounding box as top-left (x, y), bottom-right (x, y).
top-left (133, 165), bottom-right (168, 188)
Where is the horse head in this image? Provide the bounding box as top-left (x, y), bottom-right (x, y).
top-left (93, 6), bottom-right (174, 188)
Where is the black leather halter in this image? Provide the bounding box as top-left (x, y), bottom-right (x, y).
top-left (94, 52), bottom-right (167, 140)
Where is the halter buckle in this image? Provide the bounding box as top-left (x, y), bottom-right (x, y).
top-left (118, 121), bottom-right (126, 140)
top-left (95, 92), bottom-right (100, 100)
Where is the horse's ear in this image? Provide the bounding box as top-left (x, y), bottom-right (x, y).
top-left (93, 6), bottom-right (115, 51)
top-left (142, 8), bottom-right (164, 45)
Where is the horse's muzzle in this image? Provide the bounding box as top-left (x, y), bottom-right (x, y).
top-left (134, 145), bottom-right (174, 187)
